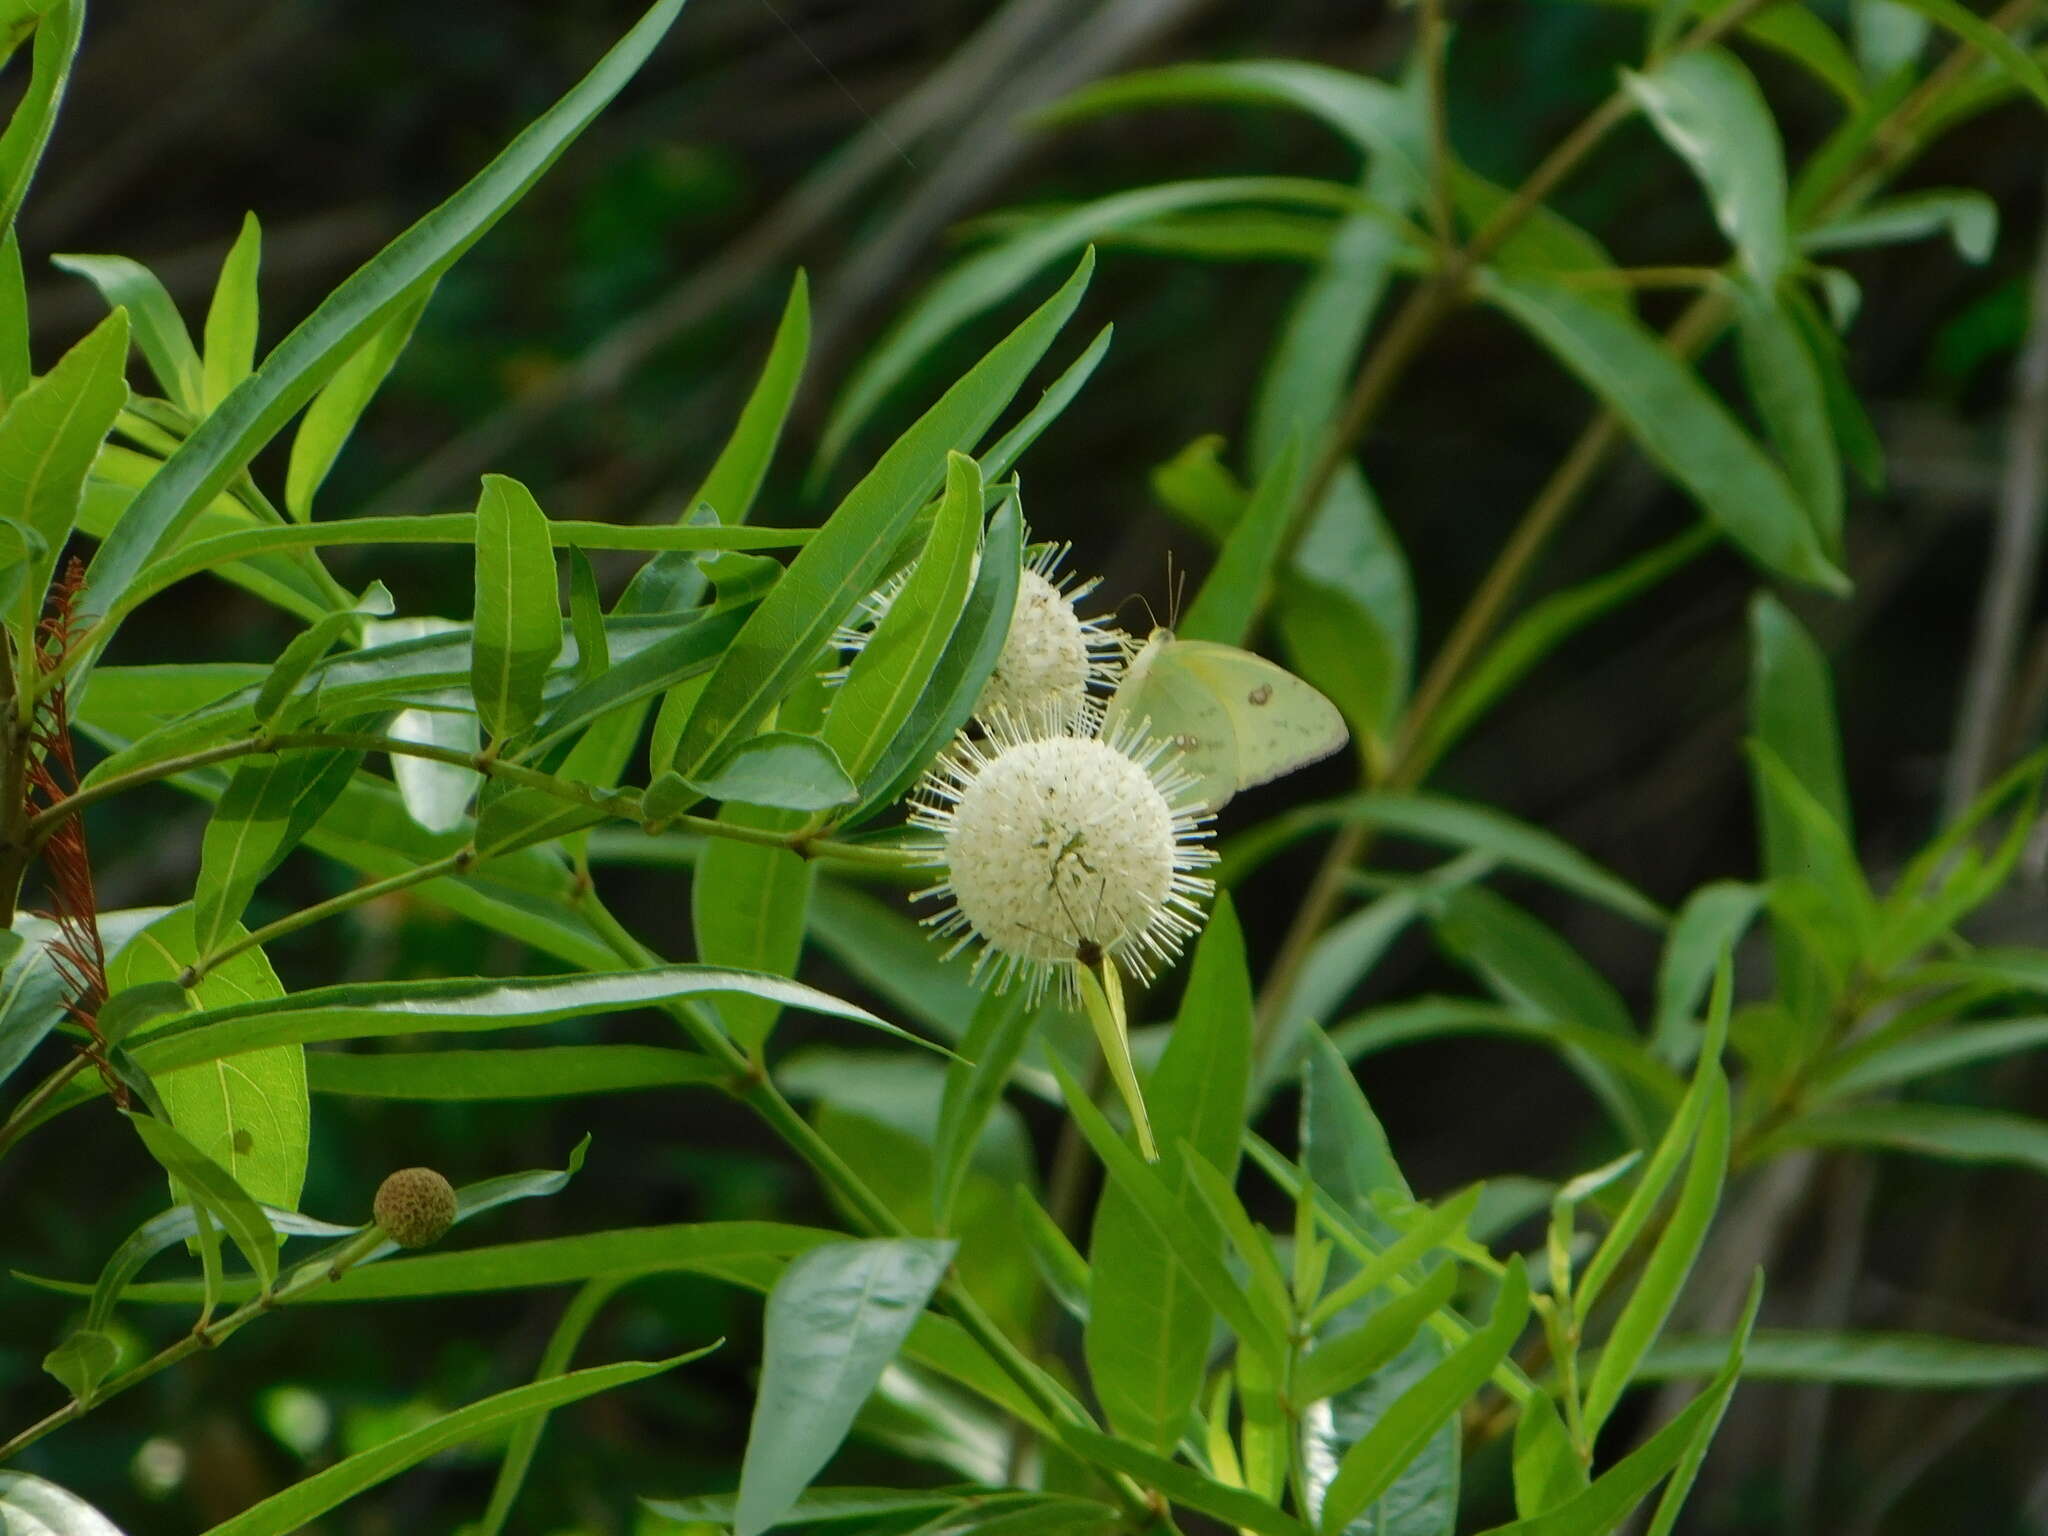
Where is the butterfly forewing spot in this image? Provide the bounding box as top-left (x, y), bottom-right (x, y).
top-left (1247, 683), bottom-right (1272, 706)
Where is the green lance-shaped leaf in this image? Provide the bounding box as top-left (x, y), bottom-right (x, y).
top-left (733, 1239), bottom-right (954, 1536)
top-left (126, 1110), bottom-right (281, 1287)
top-left (202, 1351), bottom-right (713, 1536)
top-left (1178, 435), bottom-right (1300, 646)
top-left (470, 473), bottom-right (562, 741)
top-left (1084, 896), bottom-right (1255, 1449)
top-left (1622, 49), bottom-right (1789, 287)
top-left (202, 212), bottom-right (263, 413)
top-left (307, 1044), bottom-right (725, 1101)
top-left (846, 489), bottom-right (1023, 824)
top-left (692, 814), bottom-right (814, 1058)
top-left (820, 450), bottom-right (982, 783)
top-left (0, 227), bottom-right (28, 408)
top-left (1476, 271), bottom-right (1845, 593)
top-left (679, 732), bottom-right (856, 812)
top-left (110, 908), bottom-right (309, 1215)
top-left (1058, 1056), bottom-right (1286, 1376)
top-left (1879, 0), bottom-right (2048, 111)
top-left (3, 308), bottom-right (130, 660)
top-left (1512, 1391), bottom-right (1587, 1519)
top-left (567, 547), bottom-right (608, 682)
top-left (1319, 1258), bottom-right (1531, 1533)
top-left (669, 252), bottom-right (1091, 784)
top-left (0, 1472), bottom-right (126, 1536)
top-left (621, 271), bottom-right (810, 616)
top-left (1730, 280), bottom-right (1842, 558)
top-left (284, 285), bottom-right (432, 520)
top-left (54, 253), bottom-right (204, 411)
top-left (932, 988), bottom-right (1037, 1231)
top-left (0, 0), bottom-right (84, 237)
top-left (818, 180), bottom-right (1377, 475)
top-left (77, 0), bottom-right (688, 635)
top-left (193, 747), bottom-right (363, 958)
top-left (1058, 1427), bottom-right (1312, 1536)
top-left (1634, 1327), bottom-right (2048, 1388)
top-left (1297, 1261), bottom-right (1459, 1405)
top-left (1580, 1073), bottom-right (1731, 1438)
top-left (251, 609), bottom-right (358, 727)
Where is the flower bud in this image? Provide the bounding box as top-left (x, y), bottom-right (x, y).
top-left (373, 1167), bottom-right (457, 1249)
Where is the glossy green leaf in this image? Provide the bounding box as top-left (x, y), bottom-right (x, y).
top-left (126, 1111), bottom-right (279, 1286)
top-left (0, 1471), bottom-right (126, 1535)
top-left (205, 1351), bottom-right (711, 1536)
top-left (306, 1044), bottom-right (724, 1100)
top-left (106, 966), bottom-right (915, 1082)
top-left (252, 610), bottom-right (356, 727)
top-left (1225, 790), bottom-right (1661, 926)
top-left (1085, 896), bottom-right (1257, 1448)
top-left (823, 451), bottom-right (982, 780)
top-left (980, 325), bottom-right (1113, 483)
top-left (1320, 1259), bottom-right (1530, 1533)
top-left (0, 0), bottom-right (83, 235)
top-left (1180, 437), bottom-right (1300, 646)
top-left (1577, 970), bottom-right (1728, 1318)
top-left (849, 492), bottom-right (1023, 822)
top-left (567, 546), bottom-right (608, 683)
top-left (685, 731), bottom-right (857, 811)
top-left (111, 908), bottom-right (308, 1215)
top-left (4, 308), bottom-right (130, 657)
top-left (0, 910), bottom-right (168, 1091)
top-left (1804, 188), bottom-right (1998, 263)
top-left (1060, 1427), bottom-right (1311, 1536)
top-left (0, 228), bottom-right (24, 408)
top-left (1330, 999), bottom-right (1682, 1111)
top-left (1637, 1328), bottom-right (2048, 1385)
top-left (1651, 882), bottom-right (1762, 1066)
top-left (470, 473), bottom-right (561, 740)
top-left (1880, 0), bottom-right (2048, 110)
top-left (1453, 167), bottom-right (1621, 306)
top-left (1757, 1102), bottom-right (2048, 1175)
top-left (691, 269), bottom-right (808, 523)
top-left (1512, 1393), bottom-right (1587, 1518)
top-left (53, 253), bottom-right (203, 411)
top-left (1277, 482), bottom-right (1412, 747)
top-left (1152, 433), bottom-right (1244, 541)
top-left (1730, 280), bottom-right (1842, 556)
top-left (42, 1325), bottom-right (120, 1404)
top-left (932, 989), bottom-right (1035, 1230)
top-left (647, 1489), bottom-right (964, 1528)
top-left (527, 606), bottom-right (749, 755)
top-left (1749, 593), bottom-right (1856, 1024)
top-left (1478, 271), bottom-right (1844, 591)
top-left (193, 747), bottom-right (362, 957)
top-left (1581, 1074), bottom-right (1730, 1437)
top-left (734, 1240), bottom-right (954, 1536)
top-left (1433, 886), bottom-right (1662, 1141)
top-left (1299, 1261), bottom-right (1458, 1404)
top-left (1043, 60), bottom-right (1425, 194)
top-left (285, 286), bottom-right (431, 519)
top-left (806, 881), bottom-right (983, 1045)
top-left (822, 182), bottom-right (1380, 472)
top-left (692, 815), bottom-right (814, 1058)
top-left (1622, 49), bottom-right (1788, 286)
top-left (1473, 1277), bottom-right (1758, 1536)
top-left (77, 0), bottom-right (687, 632)
top-left (201, 212), bottom-right (263, 413)
top-left (670, 254), bottom-right (1091, 782)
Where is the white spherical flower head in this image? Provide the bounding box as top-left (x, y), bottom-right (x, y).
top-left (828, 541), bottom-right (1120, 724)
top-left (976, 545), bottom-right (1121, 725)
top-left (912, 710), bottom-right (1216, 1001)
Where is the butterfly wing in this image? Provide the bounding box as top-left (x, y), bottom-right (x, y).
top-left (1170, 640), bottom-right (1348, 793)
top-left (1103, 630), bottom-right (1242, 811)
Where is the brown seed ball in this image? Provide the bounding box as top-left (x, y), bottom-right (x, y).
top-left (373, 1167), bottom-right (457, 1249)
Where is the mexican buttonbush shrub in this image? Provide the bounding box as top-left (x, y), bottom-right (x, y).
top-left (3, 1), bottom-right (2048, 1532)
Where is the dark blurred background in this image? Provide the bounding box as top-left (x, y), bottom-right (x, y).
top-left (5, 1), bottom-right (2048, 1531)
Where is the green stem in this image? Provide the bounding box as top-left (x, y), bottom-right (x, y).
top-left (0, 1225), bottom-right (386, 1465)
top-left (26, 729), bottom-right (918, 873)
